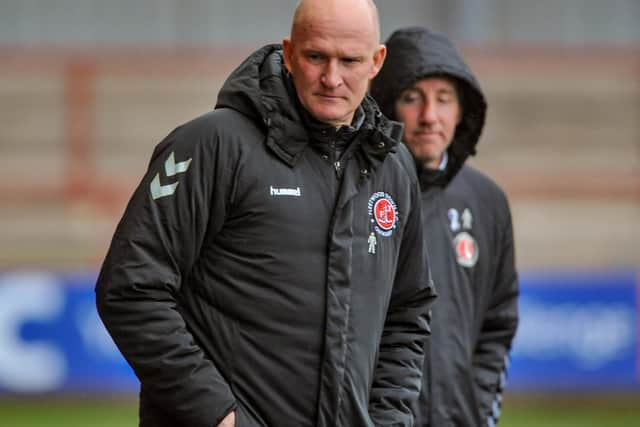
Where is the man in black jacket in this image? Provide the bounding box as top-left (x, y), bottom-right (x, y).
top-left (96, 2), bottom-right (435, 427)
top-left (370, 27), bottom-right (519, 426)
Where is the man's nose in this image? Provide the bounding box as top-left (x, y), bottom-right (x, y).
top-left (420, 101), bottom-right (438, 124)
top-left (321, 60), bottom-right (342, 88)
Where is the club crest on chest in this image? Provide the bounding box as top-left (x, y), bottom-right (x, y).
top-left (368, 192), bottom-right (398, 237)
top-left (448, 207), bottom-right (478, 267)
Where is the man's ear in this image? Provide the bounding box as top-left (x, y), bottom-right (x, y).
top-left (282, 37), bottom-right (293, 73)
top-left (369, 44), bottom-right (387, 79)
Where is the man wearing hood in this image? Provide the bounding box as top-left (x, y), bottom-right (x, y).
top-left (370, 27), bottom-right (519, 426)
top-left (96, 2), bottom-right (435, 427)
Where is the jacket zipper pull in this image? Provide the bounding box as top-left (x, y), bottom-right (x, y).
top-left (334, 160), bottom-right (341, 176)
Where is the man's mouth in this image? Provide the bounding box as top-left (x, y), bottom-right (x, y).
top-left (415, 130), bottom-right (438, 137)
top-left (316, 93), bottom-right (342, 99)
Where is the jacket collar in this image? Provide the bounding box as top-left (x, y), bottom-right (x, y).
top-left (265, 71), bottom-right (399, 170)
top-left (216, 45), bottom-right (401, 170)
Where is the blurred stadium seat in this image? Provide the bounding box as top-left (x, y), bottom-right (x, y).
top-left (0, 45), bottom-right (638, 269)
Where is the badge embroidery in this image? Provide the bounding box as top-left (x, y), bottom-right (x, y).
top-left (448, 208), bottom-right (461, 231)
top-left (462, 208), bottom-right (473, 230)
top-left (453, 231), bottom-right (479, 268)
top-left (368, 192), bottom-right (398, 237)
top-left (367, 232), bottom-right (377, 254)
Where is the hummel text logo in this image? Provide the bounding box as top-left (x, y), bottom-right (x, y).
top-left (269, 186), bottom-right (301, 197)
top-left (150, 151), bottom-right (192, 200)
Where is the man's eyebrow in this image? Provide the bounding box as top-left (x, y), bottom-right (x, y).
top-left (438, 87), bottom-right (457, 95)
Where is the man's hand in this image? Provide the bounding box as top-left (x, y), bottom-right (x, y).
top-left (217, 411), bottom-right (235, 427)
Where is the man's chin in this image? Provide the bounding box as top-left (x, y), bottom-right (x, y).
top-left (407, 150), bottom-right (440, 169)
top-left (310, 109), bottom-right (350, 127)
top-left (406, 142), bottom-right (439, 157)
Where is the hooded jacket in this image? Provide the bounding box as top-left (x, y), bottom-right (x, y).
top-left (96, 44), bottom-right (436, 427)
top-left (370, 28), bottom-right (519, 427)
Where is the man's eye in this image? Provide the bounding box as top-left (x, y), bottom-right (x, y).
top-left (438, 95), bottom-right (454, 104)
top-left (400, 93), bottom-right (421, 104)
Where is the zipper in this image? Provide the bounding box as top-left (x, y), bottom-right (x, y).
top-left (334, 160), bottom-right (341, 176)
top-left (330, 137), bottom-right (342, 178)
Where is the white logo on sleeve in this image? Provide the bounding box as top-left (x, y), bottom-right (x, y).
top-left (150, 151), bottom-right (192, 200)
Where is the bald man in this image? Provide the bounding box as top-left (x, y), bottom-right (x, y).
top-left (96, 1), bottom-right (436, 426)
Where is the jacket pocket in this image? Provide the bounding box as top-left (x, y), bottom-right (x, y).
top-left (235, 401), bottom-right (268, 427)
top-left (180, 290), bottom-right (241, 384)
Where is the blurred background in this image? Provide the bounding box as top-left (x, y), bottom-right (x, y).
top-left (0, 0), bottom-right (639, 426)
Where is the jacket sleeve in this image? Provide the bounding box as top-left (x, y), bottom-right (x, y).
top-left (95, 114), bottom-right (236, 427)
top-left (368, 179), bottom-right (437, 426)
top-left (472, 201), bottom-right (519, 427)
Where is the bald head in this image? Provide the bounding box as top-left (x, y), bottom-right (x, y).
top-left (291, 0), bottom-right (381, 45)
top-left (282, 0), bottom-right (386, 127)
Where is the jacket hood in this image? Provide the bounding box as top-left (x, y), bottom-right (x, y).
top-left (216, 44), bottom-right (292, 129)
top-left (370, 27), bottom-right (487, 187)
top-left (216, 44), bottom-right (403, 168)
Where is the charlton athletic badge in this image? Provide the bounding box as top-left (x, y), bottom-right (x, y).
top-left (368, 192), bottom-right (398, 237)
top-left (453, 231), bottom-right (479, 268)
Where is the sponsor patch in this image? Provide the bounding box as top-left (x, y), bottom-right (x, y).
top-left (453, 231), bottom-right (479, 268)
top-left (368, 192), bottom-right (398, 237)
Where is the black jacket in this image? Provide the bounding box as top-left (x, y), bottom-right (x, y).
top-left (371, 28), bottom-right (519, 426)
top-left (96, 44), bottom-right (435, 427)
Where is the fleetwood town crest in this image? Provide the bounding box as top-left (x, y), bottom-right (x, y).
top-left (368, 192), bottom-right (398, 237)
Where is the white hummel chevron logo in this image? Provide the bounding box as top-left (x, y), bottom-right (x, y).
top-left (150, 152), bottom-right (192, 200)
top-left (164, 151), bottom-right (192, 176)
